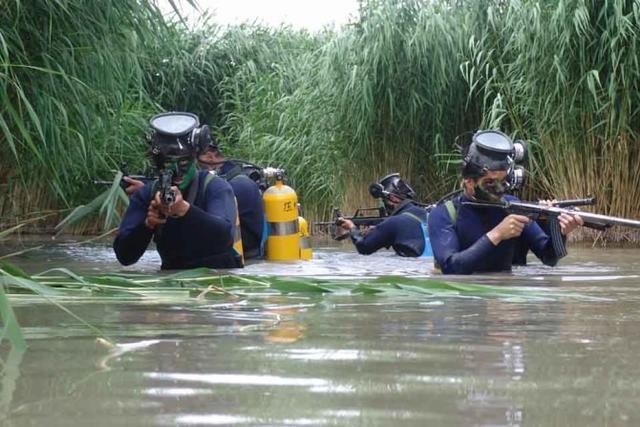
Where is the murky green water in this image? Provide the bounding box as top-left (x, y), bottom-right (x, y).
top-left (1, 239), bottom-right (640, 426)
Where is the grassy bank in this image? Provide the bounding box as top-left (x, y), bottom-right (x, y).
top-left (1, 0), bottom-right (639, 241)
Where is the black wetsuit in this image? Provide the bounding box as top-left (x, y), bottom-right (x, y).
top-left (349, 200), bottom-right (431, 257)
top-left (218, 161), bottom-right (266, 259)
top-left (114, 170), bottom-right (242, 269)
top-left (428, 194), bottom-right (562, 274)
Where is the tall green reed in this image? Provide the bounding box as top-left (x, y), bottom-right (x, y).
top-left (2, 0), bottom-right (639, 242)
top-left (0, 0), bottom-right (164, 225)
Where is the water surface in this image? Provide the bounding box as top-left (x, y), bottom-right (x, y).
top-left (1, 239), bottom-right (639, 426)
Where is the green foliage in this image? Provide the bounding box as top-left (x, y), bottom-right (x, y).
top-left (0, 258), bottom-right (610, 345)
top-left (0, 278), bottom-right (26, 350)
top-left (1, 0), bottom-right (640, 242)
top-left (0, 0), bottom-right (161, 219)
top-left (0, 260), bottom-right (599, 299)
top-left (54, 171), bottom-right (128, 233)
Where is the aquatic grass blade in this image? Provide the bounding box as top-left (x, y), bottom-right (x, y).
top-left (0, 224), bottom-right (26, 241)
top-left (85, 275), bottom-right (147, 288)
top-left (0, 268), bottom-right (112, 344)
top-left (268, 277), bottom-right (332, 294)
top-left (0, 261), bottom-right (31, 279)
top-left (0, 282), bottom-right (26, 350)
top-left (161, 268), bottom-right (217, 281)
top-left (0, 245), bottom-right (44, 260)
top-left (351, 285), bottom-right (386, 295)
top-left (0, 269), bottom-right (67, 297)
top-left (35, 267), bottom-right (91, 286)
top-left (54, 191), bottom-right (109, 234)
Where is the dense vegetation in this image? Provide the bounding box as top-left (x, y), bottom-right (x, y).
top-left (1, 0), bottom-right (639, 241)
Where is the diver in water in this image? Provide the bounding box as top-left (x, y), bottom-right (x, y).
top-left (428, 129), bottom-right (583, 274)
top-left (338, 173), bottom-right (433, 257)
top-left (113, 112), bottom-right (243, 269)
top-left (197, 136), bottom-right (266, 259)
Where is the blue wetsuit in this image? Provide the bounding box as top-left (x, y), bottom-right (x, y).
top-left (428, 194), bottom-right (561, 274)
top-left (349, 200), bottom-right (432, 257)
top-left (114, 170), bottom-right (242, 269)
top-left (219, 161), bottom-right (266, 259)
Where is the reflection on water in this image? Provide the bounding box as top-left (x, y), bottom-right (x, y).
top-left (0, 239), bottom-right (640, 425)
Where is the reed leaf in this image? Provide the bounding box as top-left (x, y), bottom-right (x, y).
top-left (0, 283), bottom-right (26, 350)
top-left (2, 0), bottom-right (639, 243)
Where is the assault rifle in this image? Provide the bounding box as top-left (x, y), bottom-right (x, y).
top-left (316, 206), bottom-right (388, 240)
top-left (93, 163), bottom-right (154, 189)
top-left (461, 197), bottom-right (640, 231)
top-left (462, 196), bottom-right (640, 258)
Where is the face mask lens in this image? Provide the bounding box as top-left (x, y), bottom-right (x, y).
top-left (150, 112), bottom-right (198, 135)
top-left (394, 180), bottom-right (415, 199)
top-left (474, 130), bottom-right (513, 153)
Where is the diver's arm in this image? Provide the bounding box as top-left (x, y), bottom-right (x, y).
top-left (113, 185), bottom-right (154, 265)
top-left (348, 219), bottom-right (396, 255)
top-left (428, 205), bottom-right (497, 274)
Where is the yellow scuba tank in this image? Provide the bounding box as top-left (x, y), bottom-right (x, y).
top-left (263, 169), bottom-right (300, 260)
top-left (232, 197), bottom-right (245, 266)
top-left (297, 204), bottom-right (312, 260)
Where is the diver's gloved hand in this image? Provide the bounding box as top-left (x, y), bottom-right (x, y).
top-left (145, 197), bottom-right (165, 230)
top-left (155, 187), bottom-right (190, 219)
top-left (486, 214), bottom-right (530, 245)
top-left (538, 199), bottom-right (584, 236)
top-left (558, 212), bottom-right (583, 235)
top-left (337, 217), bottom-right (355, 231)
top-left (123, 176), bottom-right (145, 197)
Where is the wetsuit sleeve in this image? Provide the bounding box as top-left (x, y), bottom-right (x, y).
top-left (178, 177), bottom-right (236, 250)
top-left (427, 204), bottom-right (496, 274)
top-left (113, 185), bottom-right (154, 266)
top-left (521, 221), bottom-right (561, 267)
top-left (349, 218), bottom-right (396, 255)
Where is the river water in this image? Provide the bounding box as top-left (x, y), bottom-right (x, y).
top-left (1, 239), bottom-right (639, 426)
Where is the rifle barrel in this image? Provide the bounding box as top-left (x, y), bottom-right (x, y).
top-left (552, 197), bottom-right (596, 208)
top-left (569, 211), bottom-right (640, 230)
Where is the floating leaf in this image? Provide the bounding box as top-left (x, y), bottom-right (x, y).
top-left (85, 275), bottom-right (146, 288)
top-left (269, 278), bottom-right (332, 294)
top-left (351, 285), bottom-right (386, 295)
